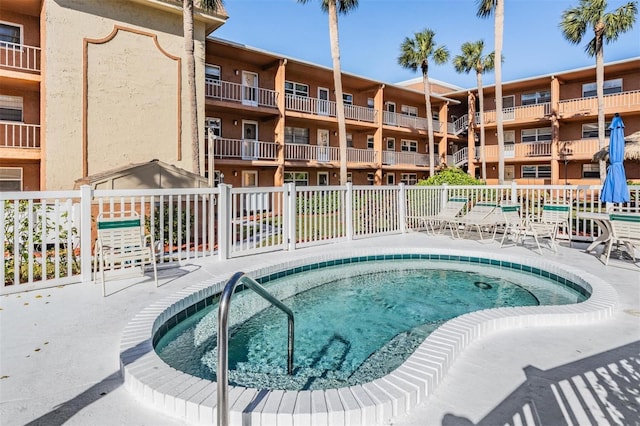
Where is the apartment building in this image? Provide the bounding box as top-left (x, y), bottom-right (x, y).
top-left (1, 0), bottom-right (226, 191)
top-left (1, 0), bottom-right (638, 191)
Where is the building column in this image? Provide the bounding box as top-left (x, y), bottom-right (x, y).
top-left (467, 91), bottom-right (477, 177)
top-left (274, 59), bottom-right (287, 186)
top-left (374, 84), bottom-right (385, 185)
top-left (550, 76), bottom-right (561, 184)
top-left (438, 102), bottom-right (448, 167)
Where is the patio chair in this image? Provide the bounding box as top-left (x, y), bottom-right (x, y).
top-left (452, 201), bottom-right (500, 240)
top-left (528, 203), bottom-right (572, 247)
top-left (500, 204), bottom-right (557, 254)
top-left (418, 197), bottom-right (468, 236)
top-left (604, 213), bottom-right (640, 266)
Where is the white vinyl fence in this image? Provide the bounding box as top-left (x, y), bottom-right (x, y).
top-left (2, 184), bottom-right (639, 294)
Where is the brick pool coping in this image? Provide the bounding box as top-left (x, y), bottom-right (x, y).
top-left (119, 247), bottom-right (618, 426)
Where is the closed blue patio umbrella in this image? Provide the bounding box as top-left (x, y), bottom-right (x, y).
top-left (600, 113), bottom-right (630, 205)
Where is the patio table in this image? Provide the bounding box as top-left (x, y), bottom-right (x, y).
top-left (577, 212), bottom-right (612, 253)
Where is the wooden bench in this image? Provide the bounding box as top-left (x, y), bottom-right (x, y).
top-left (93, 211), bottom-right (157, 296)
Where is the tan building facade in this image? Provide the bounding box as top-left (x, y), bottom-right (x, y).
top-left (1, 0), bottom-right (638, 191)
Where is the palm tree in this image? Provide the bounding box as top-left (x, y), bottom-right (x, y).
top-left (560, 0), bottom-right (637, 183)
top-left (453, 40), bottom-right (495, 181)
top-left (477, 0), bottom-right (505, 184)
top-left (183, 0), bottom-right (224, 175)
top-left (398, 29), bottom-right (449, 177)
top-left (298, 0), bottom-right (359, 185)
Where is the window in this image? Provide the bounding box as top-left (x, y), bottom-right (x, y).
top-left (401, 139), bottom-right (417, 152)
top-left (401, 105), bottom-right (418, 117)
top-left (347, 133), bottom-right (353, 148)
top-left (0, 22), bottom-right (22, 47)
top-left (205, 64), bottom-right (220, 84)
top-left (504, 130), bottom-right (515, 143)
top-left (582, 164), bottom-right (600, 179)
top-left (367, 135), bottom-right (374, 149)
top-left (284, 172), bottom-right (309, 186)
top-left (386, 137), bottom-right (395, 150)
top-left (582, 78), bottom-right (622, 97)
top-left (204, 170), bottom-right (223, 186)
top-left (367, 98), bottom-right (374, 109)
top-left (205, 117), bottom-right (221, 137)
top-left (582, 122), bottom-right (612, 138)
top-left (0, 95), bottom-right (23, 122)
top-left (285, 81), bottom-right (309, 97)
top-left (521, 165), bottom-right (551, 179)
top-left (521, 91), bottom-right (550, 105)
top-left (343, 93), bottom-right (353, 105)
top-left (284, 127), bottom-right (309, 144)
top-left (0, 167), bottom-right (22, 191)
top-left (386, 173), bottom-right (395, 185)
top-left (521, 127), bottom-right (552, 143)
top-left (347, 172), bottom-right (352, 183)
top-left (401, 173), bottom-right (417, 185)
top-left (367, 173), bottom-right (375, 185)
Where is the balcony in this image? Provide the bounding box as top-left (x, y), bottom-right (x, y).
top-left (383, 111), bottom-right (443, 134)
top-left (1, 122), bottom-right (40, 156)
top-left (558, 89), bottom-right (640, 118)
top-left (285, 94), bottom-right (377, 123)
top-left (0, 42), bottom-right (41, 73)
top-left (213, 138), bottom-right (277, 160)
top-left (347, 147), bottom-right (378, 164)
top-left (482, 103), bottom-right (551, 126)
top-left (285, 144), bottom-right (339, 163)
top-left (205, 80), bottom-right (278, 109)
top-left (382, 151), bottom-right (429, 167)
top-left (558, 139), bottom-right (600, 160)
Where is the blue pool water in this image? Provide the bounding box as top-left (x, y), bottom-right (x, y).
top-left (155, 259), bottom-right (587, 391)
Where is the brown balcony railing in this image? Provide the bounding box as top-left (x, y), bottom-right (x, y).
top-left (285, 144), bottom-right (339, 162)
top-left (213, 138), bottom-right (277, 160)
top-left (0, 42), bottom-right (41, 72)
top-left (558, 139), bottom-right (600, 159)
top-left (205, 80), bottom-right (278, 108)
top-left (1, 122), bottom-right (40, 149)
top-left (558, 89), bottom-right (640, 117)
top-left (285, 94), bottom-right (377, 123)
top-left (382, 151), bottom-right (429, 166)
top-left (482, 103), bottom-right (551, 125)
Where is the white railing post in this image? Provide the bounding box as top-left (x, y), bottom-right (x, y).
top-left (398, 183), bottom-right (407, 233)
top-left (345, 183), bottom-right (353, 240)
top-left (79, 185), bottom-right (93, 283)
top-left (510, 181), bottom-right (518, 205)
top-left (440, 183), bottom-right (449, 208)
top-left (217, 184), bottom-right (232, 260)
top-left (285, 183), bottom-right (296, 251)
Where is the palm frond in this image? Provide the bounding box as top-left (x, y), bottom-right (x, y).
top-left (476, 0), bottom-right (496, 18)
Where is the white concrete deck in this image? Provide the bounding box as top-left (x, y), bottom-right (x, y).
top-left (1, 233), bottom-right (639, 426)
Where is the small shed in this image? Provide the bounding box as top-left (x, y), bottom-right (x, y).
top-left (73, 159), bottom-right (210, 190)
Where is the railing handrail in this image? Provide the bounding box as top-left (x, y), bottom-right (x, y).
top-left (217, 271), bottom-right (295, 426)
top-left (0, 41), bottom-right (41, 72)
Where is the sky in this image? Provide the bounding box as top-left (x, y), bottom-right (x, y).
top-left (212, 0), bottom-right (640, 90)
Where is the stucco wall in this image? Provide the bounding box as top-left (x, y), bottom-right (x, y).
top-left (43, 0), bottom-right (207, 189)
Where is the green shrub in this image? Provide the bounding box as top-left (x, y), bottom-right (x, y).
top-left (417, 166), bottom-right (485, 186)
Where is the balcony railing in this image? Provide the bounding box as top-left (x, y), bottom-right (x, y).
top-left (558, 139), bottom-right (600, 159)
top-left (482, 142), bottom-right (551, 160)
top-left (0, 42), bottom-right (41, 72)
top-left (285, 144), bottom-right (339, 162)
top-left (383, 111), bottom-right (444, 134)
top-left (558, 89), bottom-right (640, 117)
top-left (213, 138), bottom-right (277, 160)
top-left (285, 94), bottom-right (377, 123)
top-left (347, 147), bottom-right (378, 164)
top-left (482, 103), bottom-right (551, 125)
top-left (1, 122), bottom-right (40, 149)
top-left (205, 80), bottom-right (278, 108)
top-left (382, 151), bottom-right (429, 166)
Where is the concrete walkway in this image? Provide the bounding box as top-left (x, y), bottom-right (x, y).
top-left (1, 233), bottom-right (638, 426)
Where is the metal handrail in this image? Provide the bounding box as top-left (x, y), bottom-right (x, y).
top-left (217, 271), bottom-right (295, 426)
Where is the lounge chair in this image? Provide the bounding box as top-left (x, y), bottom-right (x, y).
top-left (500, 204), bottom-right (557, 254)
top-left (418, 197), bottom-right (468, 236)
top-left (604, 213), bottom-right (640, 266)
top-left (452, 201), bottom-right (501, 240)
